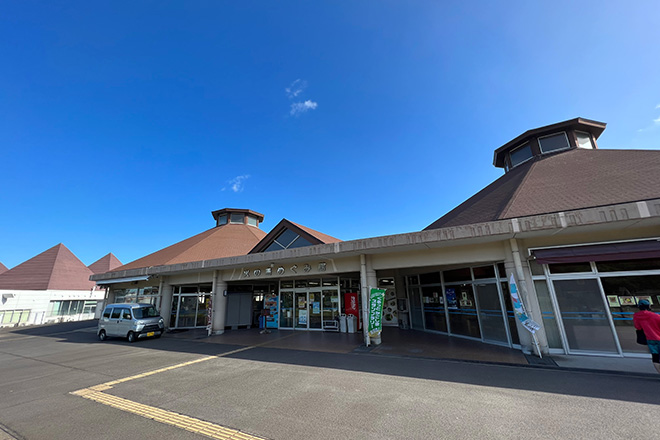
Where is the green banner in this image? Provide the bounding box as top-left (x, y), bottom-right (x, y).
top-left (368, 288), bottom-right (386, 336)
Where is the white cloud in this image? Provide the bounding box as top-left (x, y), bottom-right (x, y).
top-left (222, 175), bottom-right (250, 192)
top-left (656, 104), bottom-right (660, 109)
top-left (654, 116), bottom-right (660, 125)
top-left (285, 79), bottom-right (307, 99)
top-left (290, 100), bottom-right (318, 116)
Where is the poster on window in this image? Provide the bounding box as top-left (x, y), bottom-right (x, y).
top-left (264, 293), bottom-right (279, 328)
top-left (298, 310), bottom-right (307, 325)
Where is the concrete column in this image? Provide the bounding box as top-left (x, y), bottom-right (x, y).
top-left (508, 238), bottom-right (549, 356)
top-left (360, 254), bottom-right (380, 345)
top-left (160, 280), bottom-right (174, 329)
top-left (212, 270), bottom-right (228, 335)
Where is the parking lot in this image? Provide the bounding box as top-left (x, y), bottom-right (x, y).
top-left (1, 321), bottom-right (659, 440)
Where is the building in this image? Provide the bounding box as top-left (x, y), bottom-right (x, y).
top-left (0, 244), bottom-right (122, 327)
top-left (91, 118), bottom-right (660, 358)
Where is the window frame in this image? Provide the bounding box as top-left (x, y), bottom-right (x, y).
top-left (538, 131), bottom-right (571, 154)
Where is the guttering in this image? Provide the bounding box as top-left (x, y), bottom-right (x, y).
top-left (95, 275), bottom-right (150, 285)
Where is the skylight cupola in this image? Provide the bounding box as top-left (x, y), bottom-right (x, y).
top-left (211, 208), bottom-right (264, 228)
top-left (493, 118), bottom-right (607, 173)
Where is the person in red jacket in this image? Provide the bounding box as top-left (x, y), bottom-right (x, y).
top-left (633, 299), bottom-right (660, 374)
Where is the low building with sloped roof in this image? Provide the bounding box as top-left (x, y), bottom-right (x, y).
top-left (0, 245), bottom-right (121, 326)
top-left (91, 118), bottom-right (660, 360)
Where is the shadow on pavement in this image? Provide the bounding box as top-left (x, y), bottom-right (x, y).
top-left (8, 320), bottom-right (659, 406)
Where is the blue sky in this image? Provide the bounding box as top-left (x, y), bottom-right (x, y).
top-left (1, 1), bottom-right (660, 269)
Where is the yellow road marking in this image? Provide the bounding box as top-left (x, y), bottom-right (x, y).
top-left (73, 389), bottom-right (265, 440)
top-left (69, 339), bottom-right (289, 439)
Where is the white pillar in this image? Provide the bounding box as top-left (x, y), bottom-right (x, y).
top-left (212, 270), bottom-right (228, 335)
top-left (160, 281), bottom-right (174, 329)
top-left (360, 254), bottom-right (380, 345)
top-left (508, 238), bottom-right (549, 355)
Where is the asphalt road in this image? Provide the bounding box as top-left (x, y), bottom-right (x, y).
top-left (1, 321), bottom-right (659, 440)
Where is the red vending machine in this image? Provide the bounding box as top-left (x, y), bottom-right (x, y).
top-left (344, 292), bottom-right (361, 330)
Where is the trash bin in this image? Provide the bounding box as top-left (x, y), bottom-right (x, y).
top-left (339, 314), bottom-right (347, 333)
top-left (398, 314), bottom-right (409, 330)
top-left (346, 314), bottom-right (356, 333)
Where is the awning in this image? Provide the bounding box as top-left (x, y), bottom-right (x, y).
top-left (95, 275), bottom-right (150, 285)
top-left (531, 240), bottom-right (660, 264)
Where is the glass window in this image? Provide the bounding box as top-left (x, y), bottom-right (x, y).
top-left (247, 216), bottom-right (258, 227)
top-left (421, 286), bottom-right (447, 332)
top-left (122, 309), bottom-right (132, 320)
top-left (472, 265), bottom-right (496, 279)
top-left (276, 229), bottom-right (298, 247)
top-left (500, 282), bottom-right (520, 345)
top-left (446, 285), bottom-right (480, 339)
top-left (295, 280), bottom-right (309, 288)
top-left (443, 268), bottom-right (472, 283)
top-left (110, 308), bottom-right (121, 319)
top-left (601, 275), bottom-right (660, 353)
top-left (280, 280), bottom-right (294, 289)
top-left (217, 215), bottom-right (227, 226)
top-left (509, 144), bottom-right (533, 168)
top-left (280, 291), bottom-right (294, 327)
top-left (529, 259), bottom-right (545, 276)
top-left (264, 241), bottom-right (284, 252)
top-left (596, 258), bottom-right (660, 272)
top-left (553, 279), bottom-right (617, 352)
top-left (322, 278), bottom-right (338, 287)
top-left (497, 263), bottom-right (506, 278)
top-left (103, 307), bottom-right (112, 318)
top-left (419, 272), bottom-right (441, 285)
top-left (286, 236), bottom-right (313, 249)
top-left (548, 262), bottom-right (592, 274)
top-left (533, 280), bottom-right (562, 349)
top-left (474, 283), bottom-right (508, 343)
top-left (230, 213), bottom-right (245, 224)
top-left (133, 305), bottom-right (160, 319)
top-left (539, 132), bottom-right (570, 154)
top-left (575, 131), bottom-right (593, 149)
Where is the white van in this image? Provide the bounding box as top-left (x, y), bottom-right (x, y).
top-left (98, 303), bottom-right (164, 342)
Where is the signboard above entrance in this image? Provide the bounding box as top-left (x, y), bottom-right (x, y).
top-left (237, 261), bottom-right (329, 280)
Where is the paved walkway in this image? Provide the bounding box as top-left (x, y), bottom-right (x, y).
top-left (166, 326), bottom-right (660, 376)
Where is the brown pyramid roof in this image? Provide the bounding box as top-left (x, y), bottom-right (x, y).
top-left (114, 224), bottom-right (267, 272)
top-left (0, 244), bottom-right (95, 290)
top-left (425, 149), bottom-right (660, 230)
top-left (88, 253), bottom-right (123, 274)
top-left (0, 262), bottom-right (8, 275)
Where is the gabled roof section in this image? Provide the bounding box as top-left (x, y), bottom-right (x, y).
top-left (0, 244), bottom-right (95, 290)
top-left (88, 253), bottom-right (123, 274)
top-left (114, 224), bottom-right (267, 272)
top-left (249, 219), bottom-right (341, 254)
top-left (425, 149), bottom-right (660, 230)
top-left (0, 262), bottom-right (8, 275)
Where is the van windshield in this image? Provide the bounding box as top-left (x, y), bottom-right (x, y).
top-left (133, 306), bottom-right (160, 319)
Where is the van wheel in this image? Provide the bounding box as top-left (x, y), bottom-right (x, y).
top-left (127, 331), bottom-right (136, 343)
top-left (98, 330), bottom-right (106, 341)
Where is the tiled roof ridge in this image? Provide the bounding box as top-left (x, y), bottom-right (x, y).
top-left (288, 220), bottom-right (341, 243)
top-left (176, 224), bottom-right (261, 264)
top-left (112, 227), bottom-right (219, 271)
top-left (498, 159), bottom-right (538, 220)
top-left (44, 243), bottom-right (66, 289)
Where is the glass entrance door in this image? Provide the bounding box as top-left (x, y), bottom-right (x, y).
top-left (475, 283), bottom-right (508, 344)
top-left (409, 286), bottom-right (424, 330)
top-left (308, 291), bottom-right (322, 330)
top-left (553, 279), bottom-right (618, 353)
top-left (295, 292), bottom-right (308, 329)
